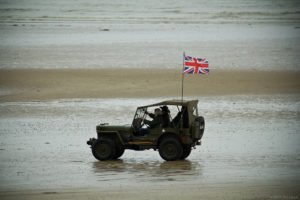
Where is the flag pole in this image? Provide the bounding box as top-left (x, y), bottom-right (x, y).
top-left (181, 51), bottom-right (185, 101)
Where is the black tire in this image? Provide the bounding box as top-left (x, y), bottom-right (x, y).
top-left (91, 138), bottom-right (116, 161)
top-left (159, 137), bottom-right (183, 161)
top-left (180, 145), bottom-right (192, 160)
top-left (193, 116), bottom-right (205, 140)
top-left (113, 148), bottom-right (125, 159)
top-left (196, 116), bottom-right (205, 134)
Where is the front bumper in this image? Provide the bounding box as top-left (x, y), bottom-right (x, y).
top-left (87, 138), bottom-right (96, 145)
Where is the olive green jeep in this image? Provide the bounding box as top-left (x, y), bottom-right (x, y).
top-left (87, 100), bottom-right (205, 161)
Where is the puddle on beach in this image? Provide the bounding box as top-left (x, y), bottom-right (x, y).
top-left (92, 159), bottom-right (202, 183)
top-left (0, 95), bottom-right (300, 190)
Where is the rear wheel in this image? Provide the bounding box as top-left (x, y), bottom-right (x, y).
top-left (180, 145), bottom-right (192, 159)
top-left (91, 138), bottom-right (115, 161)
top-left (113, 147), bottom-right (125, 159)
top-left (159, 137), bottom-right (183, 161)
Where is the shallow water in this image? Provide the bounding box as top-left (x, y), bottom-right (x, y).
top-left (0, 0), bottom-right (300, 70)
top-left (1, 0), bottom-right (299, 25)
top-left (0, 95), bottom-right (299, 190)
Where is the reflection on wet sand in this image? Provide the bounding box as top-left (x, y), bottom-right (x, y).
top-left (92, 159), bottom-right (202, 183)
top-left (0, 95), bottom-right (299, 194)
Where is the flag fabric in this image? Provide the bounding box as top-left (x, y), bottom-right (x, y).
top-left (184, 55), bottom-right (209, 74)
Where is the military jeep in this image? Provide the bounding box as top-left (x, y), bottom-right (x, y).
top-left (87, 100), bottom-right (205, 161)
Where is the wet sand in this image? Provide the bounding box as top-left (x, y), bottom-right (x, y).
top-left (0, 69), bottom-right (299, 102)
top-left (1, 181), bottom-right (299, 200)
top-left (1, 69), bottom-right (300, 199)
top-left (0, 95), bottom-right (299, 200)
top-left (1, 1), bottom-right (300, 198)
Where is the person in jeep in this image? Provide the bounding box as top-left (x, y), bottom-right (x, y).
top-left (172, 106), bottom-right (189, 128)
top-left (142, 108), bottom-right (163, 128)
top-left (160, 105), bottom-right (171, 128)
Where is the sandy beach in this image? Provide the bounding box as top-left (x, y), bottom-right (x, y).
top-left (0, 93), bottom-right (300, 200)
top-left (1, 0), bottom-right (300, 199)
top-left (1, 180), bottom-right (299, 200)
top-left (0, 70), bottom-right (300, 200)
top-left (0, 69), bottom-right (299, 102)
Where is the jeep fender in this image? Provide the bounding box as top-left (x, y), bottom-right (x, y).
top-left (97, 131), bottom-right (125, 145)
top-left (157, 133), bottom-right (182, 149)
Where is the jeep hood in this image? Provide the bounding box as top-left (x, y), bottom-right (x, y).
top-left (96, 124), bottom-right (131, 132)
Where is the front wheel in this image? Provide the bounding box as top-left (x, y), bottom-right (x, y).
top-left (159, 137), bottom-right (183, 161)
top-left (91, 138), bottom-right (116, 161)
top-left (113, 148), bottom-right (125, 159)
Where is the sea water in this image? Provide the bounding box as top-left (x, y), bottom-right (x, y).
top-left (0, 0), bottom-right (300, 69)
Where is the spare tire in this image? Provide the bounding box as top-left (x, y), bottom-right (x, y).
top-left (195, 116), bottom-right (205, 140)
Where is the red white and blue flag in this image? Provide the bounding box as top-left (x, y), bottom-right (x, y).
top-left (184, 55), bottom-right (209, 74)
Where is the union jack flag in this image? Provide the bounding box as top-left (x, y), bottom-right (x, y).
top-left (184, 55), bottom-right (209, 74)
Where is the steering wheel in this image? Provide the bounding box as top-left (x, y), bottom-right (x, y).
top-left (132, 118), bottom-right (143, 130)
